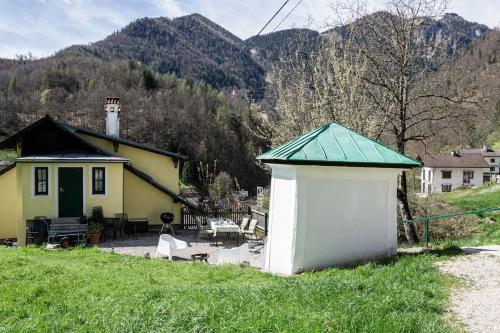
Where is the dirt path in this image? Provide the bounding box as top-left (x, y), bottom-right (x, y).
top-left (437, 245), bottom-right (500, 333)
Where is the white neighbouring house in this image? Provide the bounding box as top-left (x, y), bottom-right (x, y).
top-left (257, 122), bottom-right (421, 276)
top-left (420, 152), bottom-right (490, 195)
top-left (460, 146), bottom-right (500, 182)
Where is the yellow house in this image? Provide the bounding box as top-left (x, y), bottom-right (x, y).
top-left (0, 98), bottom-right (195, 245)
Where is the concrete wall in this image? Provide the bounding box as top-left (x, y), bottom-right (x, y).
top-left (421, 167), bottom-right (486, 194)
top-left (265, 165), bottom-right (297, 275)
top-left (0, 167), bottom-right (17, 239)
top-left (264, 164), bottom-right (399, 275)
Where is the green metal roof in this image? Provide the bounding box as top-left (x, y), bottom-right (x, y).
top-left (257, 122), bottom-right (422, 168)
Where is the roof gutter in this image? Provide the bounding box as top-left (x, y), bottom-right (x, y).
top-left (260, 159), bottom-right (422, 169)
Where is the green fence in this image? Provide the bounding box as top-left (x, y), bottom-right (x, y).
top-left (399, 207), bottom-right (500, 247)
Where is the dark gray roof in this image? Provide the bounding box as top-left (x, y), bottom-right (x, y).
top-left (0, 163), bottom-right (15, 176)
top-left (422, 153), bottom-right (490, 168)
top-left (460, 148), bottom-right (500, 157)
top-left (60, 122), bottom-right (187, 160)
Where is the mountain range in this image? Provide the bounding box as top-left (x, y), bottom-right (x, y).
top-left (0, 12), bottom-right (498, 189)
top-left (55, 12), bottom-right (490, 94)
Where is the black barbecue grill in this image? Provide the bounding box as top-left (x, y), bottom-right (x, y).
top-left (160, 212), bottom-right (175, 235)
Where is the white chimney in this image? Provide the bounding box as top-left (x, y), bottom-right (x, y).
top-left (105, 97), bottom-right (120, 137)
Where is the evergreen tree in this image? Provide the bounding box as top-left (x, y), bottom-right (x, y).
top-left (140, 68), bottom-right (157, 90)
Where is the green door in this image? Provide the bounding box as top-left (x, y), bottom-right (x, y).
top-left (58, 168), bottom-right (83, 217)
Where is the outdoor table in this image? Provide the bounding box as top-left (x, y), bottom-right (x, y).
top-left (209, 219), bottom-right (241, 246)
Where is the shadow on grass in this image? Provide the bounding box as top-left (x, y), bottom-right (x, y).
top-left (326, 245), bottom-right (465, 272)
top-left (398, 244), bottom-right (463, 257)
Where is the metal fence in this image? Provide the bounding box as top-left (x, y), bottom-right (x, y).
top-left (399, 207), bottom-right (500, 247)
top-left (181, 204), bottom-right (268, 235)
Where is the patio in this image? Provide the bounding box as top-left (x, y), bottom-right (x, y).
top-left (98, 230), bottom-right (264, 268)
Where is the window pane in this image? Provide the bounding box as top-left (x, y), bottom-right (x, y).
top-left (35, 167), bottom-right (48, 195)
top-left (93, 168), bottom-right (105, 194)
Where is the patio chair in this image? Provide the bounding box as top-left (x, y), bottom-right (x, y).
top-left (242, 219), bottom-right (259, 240)
top-left (115, 213), bottom-right (127, 240)
top-left (195, 217), bottom-right (215, 241)
top-left (216, 243), bottom-right (249, 265)
top-left (239, 217), bottom-right (250, 233)
top-left (155, 234), bottom-right (188, 260)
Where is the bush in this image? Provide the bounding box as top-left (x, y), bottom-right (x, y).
top-left (209, 172), bottom-right (234, 200)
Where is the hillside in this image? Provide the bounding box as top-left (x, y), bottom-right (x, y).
top-left (324, 12), bottom-right (489, 67)
top-left (60, 14), bottom-right (266, 93)
top-left (0, 56), bottom-right (268, 190)
top-left (246, 28), bottom-right (321, 72)
top-left (0, 12), bottom-right (496, 190)
top-left (425, 29), bottom-right (500, 150)
top-left (56, 12), bottom-right (489, 95)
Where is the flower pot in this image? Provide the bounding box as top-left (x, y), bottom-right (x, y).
top-left (88, 233), bottom-right (101, 244)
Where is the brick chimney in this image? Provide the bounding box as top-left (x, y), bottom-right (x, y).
top-left (105, 97), bottom-right (120, 137)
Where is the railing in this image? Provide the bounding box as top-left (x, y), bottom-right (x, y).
top-left (399, 207), bottom-right (500, 247)
top-left (181, 204), bottom-right (269, 235)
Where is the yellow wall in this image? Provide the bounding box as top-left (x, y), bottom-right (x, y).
top-left (81, 135), bottom-right (180, 192)
top-left (0, 167), bottom-right (17, 239)
top-left (15, 162), bottom-right (124, 245)
top-left (124, 169), bottom-right (182, 225)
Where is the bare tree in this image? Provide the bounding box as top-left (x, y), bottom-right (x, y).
top-left (266, 30), bottom-right (380, 147)
top-left (265, 0), bottom-right (482, 243)
top-left (330, 0), bottom-right (483, 243)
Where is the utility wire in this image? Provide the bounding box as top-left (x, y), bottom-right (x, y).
top-left (207, 0), bottom-right (292, 88)
top-left (235, 0), bottom-right (291, 59)
top-left (271, 0), bottom-right (304, 33)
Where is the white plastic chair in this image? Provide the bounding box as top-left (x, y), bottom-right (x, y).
top-left (216, 243), bottom-right (249, 265)
top-left (155, 234), bottom-right (188, 260)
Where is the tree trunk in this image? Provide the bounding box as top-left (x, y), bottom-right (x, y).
top-left (398, 171), bottom-right (419, 244)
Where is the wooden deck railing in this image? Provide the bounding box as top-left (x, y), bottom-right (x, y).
top-left (181, 204), bottom-right (268, 235)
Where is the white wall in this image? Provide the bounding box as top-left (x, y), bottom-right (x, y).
top-left (264, 164), bottom-right (399, 275)
top-left (485, 156), bottom-right (500, 174)
top-left (421, 167), bottom-right (486, 194)
top-left (265, 165), bottom-right (298, 275)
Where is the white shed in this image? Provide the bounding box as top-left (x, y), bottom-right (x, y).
top-left (257, 122), bottom-right (421, 275)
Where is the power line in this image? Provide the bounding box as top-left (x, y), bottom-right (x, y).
top-left (235, 0), bottom-right (292, 59)
top-left (271, 0), bottom-right (304, 33)
top-left (207, 0), bottom-right (292, 88)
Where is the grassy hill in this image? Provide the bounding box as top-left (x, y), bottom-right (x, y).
top-left (415, 183), bottom-right (500, 246)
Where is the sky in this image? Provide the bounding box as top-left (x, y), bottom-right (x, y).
top-left (0, 0), bottom-right (498, 59)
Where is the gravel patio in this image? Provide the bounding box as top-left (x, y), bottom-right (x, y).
top-left (98, 230), bottom-right (264, 268)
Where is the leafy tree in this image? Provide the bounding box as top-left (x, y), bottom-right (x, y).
top-left (140, 68), bottom-right (157, 90)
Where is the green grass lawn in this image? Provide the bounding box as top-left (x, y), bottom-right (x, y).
top-left (0, 246), bottom-right (459, 333)
top-left (439, 183), bottom-right (500, 211)
top-left (418, 183), bottom-right (500, 246)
